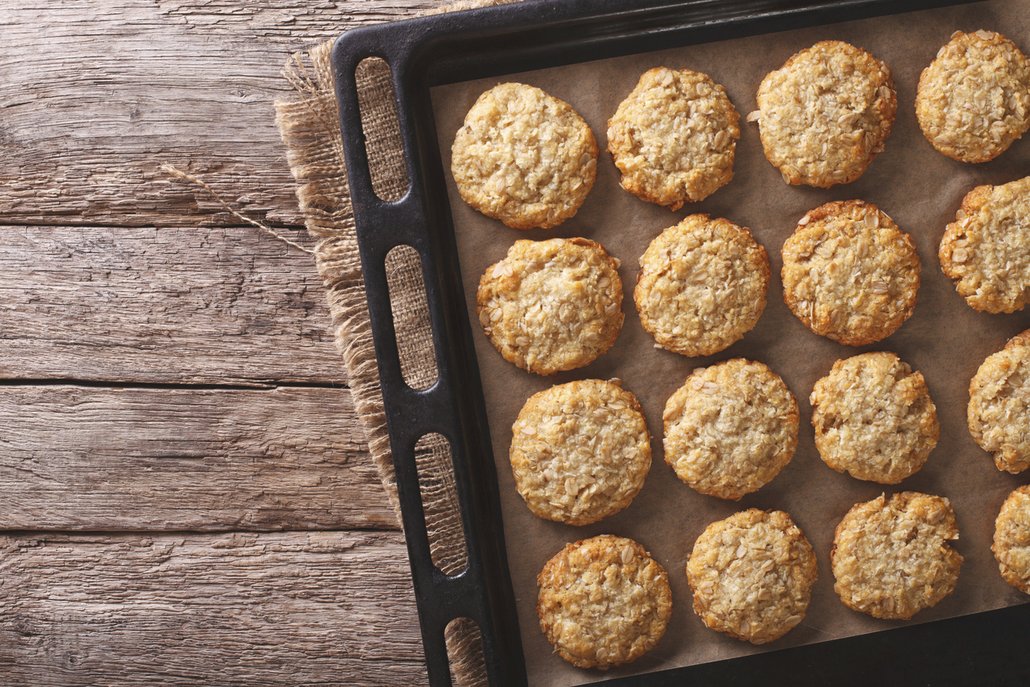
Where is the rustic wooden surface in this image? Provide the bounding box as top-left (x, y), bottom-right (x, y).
top-left (0, 1), bottom-right (441, 683)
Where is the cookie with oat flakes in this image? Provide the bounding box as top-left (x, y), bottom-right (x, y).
top-left (635, 214), bottom-right (770, 357)
top-left (477, 238), bottom-right (623, 376)
top-left (751, 40), bottom-right (896, 187)
top-left (968, 330), bottom-right (1030, 474)
top-left (916, 30), bottom-right (1030, 163)
top-left (810, 352), bottom-right (939, 484)
top-left (451, 82), bottom-right (597, 229)
top-left (687, 509), bottom-right (817, 645)
top-left (663, 359), bottom-right (798, 501)
top-left (993, 485), bottom-right (1030, 595)
top-left (537, 535), bottom-right (672, 670)
top-left (510, 379), bottom-right (651, 526)
top-left (831, 492), bottom-right (962, 620)
top-left (607, 67), bottom-right (740, 209)
top-left (939, 176), bottom-right (1029, 314)
top-left (781, 200), bottom-right (920, 346)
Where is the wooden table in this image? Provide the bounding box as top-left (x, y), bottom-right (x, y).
top-left (0, 2), bottom-right (439, 683)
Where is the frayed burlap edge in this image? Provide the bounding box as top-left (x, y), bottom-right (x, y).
top-left (273, 2), bottom-right (516, 685)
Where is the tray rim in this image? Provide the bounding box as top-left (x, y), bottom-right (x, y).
top-left (331, 1), bottom-right (1029, 685)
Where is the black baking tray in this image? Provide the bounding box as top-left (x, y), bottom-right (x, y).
top-left (331, 2), bottom-right (1029, 685)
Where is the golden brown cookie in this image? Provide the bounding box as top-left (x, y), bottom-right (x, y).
top-left (939, 176), bottom-right (1029, 314)
top-left (477, 238), bottom-right (623, 375)
top-left (537, 535), bottom-right (672, 670)
top-left (993, 485), bottom-right (1030, 595)
top-left (607, 67), bottom-right (740, 209)
top-left (687, 509), bottom-right (817, 645)
top-left (831, 492), bottom-right (962, 620)
top-left (634, 214), bottom-right (770, 357)
top-left (781, 200), bottom-right (920, 346)
top-left (663, 359), bottom-right (798, 500)
top-left (810, 352), bottom-right (939, 484)
top-left (751, 40), bottom-right (896, 187)
top-left (510, 380), bottom-right (651, 526)
top-left (916, 30), bottom-right (1030, 163)
top-left (451, 83), bottom-right (597, 229)
top-left (968, 332), bottom-right (1030, 474)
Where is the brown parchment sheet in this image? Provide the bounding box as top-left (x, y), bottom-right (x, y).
top-left (430, 2), bottom-right (1030, 684)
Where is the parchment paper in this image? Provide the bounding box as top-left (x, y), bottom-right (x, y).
top-left (430, 2), bottom-right (1030, 684)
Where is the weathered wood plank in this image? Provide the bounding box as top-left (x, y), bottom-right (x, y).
top-left (0, 224), bottom-right (344, 385)
top-left (0, 385), bottom-right (396, 531)
top-left (0, 0), bottom-right (438, 227)
top-left (0, 531), bottom-right (426, 685)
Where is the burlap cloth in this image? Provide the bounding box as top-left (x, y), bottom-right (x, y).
top-left (273, 1), bottom-right (515, 685)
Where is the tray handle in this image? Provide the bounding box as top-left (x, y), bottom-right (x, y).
top-left (332, 29), bottom-right (527, 687)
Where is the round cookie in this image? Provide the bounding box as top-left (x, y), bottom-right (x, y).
top-left (751, 40), bottom-right (896, 187)
top-left (635, 214), bottom-right (770, 357)
top-left (993, 485), bottom-right (1030, 595)
top-left (939, 176), bottom-right (1029, 314)
top-left (810, 352), bottom-right (939, 484)
top-left (831, 492), bottom-right (962, 620)
top-left (510, 380), bottom-right (651, 526)
top-left (663, 358), bottom-right (798, 500)
top-left (915, 30), bottom-right (1030, 163)
top-left (781, 200), bottom-right (920, 346)
top-left (607, 67), bottom-right (740, 209)
top-left (687, 509), bottom-right (817, 645)
top-left (537, 535), bottom-right (672, 669)
top-left (968, 331), bottom-right (1030, 474)
top-left (451, 82), bottom-right (597, 229)
top-left (477, 238), bottom-right (623, 375)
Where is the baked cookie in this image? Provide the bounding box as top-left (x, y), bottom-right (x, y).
top-left (810, 352), bottom-right (939, 484)
top-left (607, 67), bottom-right (740, 209)
top-left (663, 359), bottom-right (798, 500)
top-left (993, 485), bottom-right (1030, 595)
top-left (537, 535), bottom-right (672, 669)
top-left (831, 492), bottom-right (962, 620)
top-left (687, 509), bottom-right (817, 645)
top-left (781, 200), bottom-right (920, 346)
top-left (510, 380), bottom-right (651, 526)
top-left (939, 176), bottom-right (1029, 314)
top-left (451, 83), bottom-right (597, 229)
top-left (635, 214), bottom-right (770, 357)
top-left (477, 238), bottom-right (623, 375)
top-left (915, 30), bottom-right (1030, 163)
top-left (968, 331), bottom-right (1030, 474)
top-left (751, 40), bottom-right (896, 187)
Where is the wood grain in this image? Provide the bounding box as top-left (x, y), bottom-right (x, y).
top-left (0, 385), bottom-right (397, 531)
top-left (0, 0), bottom-right (437, 228)
top-left (0, 530), bottom-right (425, 685)
top-left (0, 224), bottom-right (345, 385)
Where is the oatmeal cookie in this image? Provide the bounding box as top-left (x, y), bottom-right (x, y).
top-left (915, 30), bottom-right (1030, 163)
top-left (810, 352), bottom-right (939, 484)
top-left (451, 82), bottom-right (597, 229)
top-left (993, 485), bottom-right (1030, 595)
top-left (477, 238), bottom-right (623, 375)
top-left (939, 176), bottom-right (1029, 314)
top-left (510, 380), bottom-right (651, 526)
top-left (751, 40), bottom-right (896, 187)
top-left (537, 535), bottom-right (672, 669)
top-left (781, 200), bottom-right (920, 346)
top-left (607, 67), bottom-right (740, 209)
top-left (663, 359), bottom-right (798, 500)
top-left (831, 492), bottom-right (962, 620)
top-left (687, 509), bottom-right (817, 644)
top-left (968, 332), bottom-right (1030, 474)
top-left (635, 214), bottom-right (770, 357)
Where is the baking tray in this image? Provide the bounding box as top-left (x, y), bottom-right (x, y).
top-left (331, 2), bottom-right (1029, 685)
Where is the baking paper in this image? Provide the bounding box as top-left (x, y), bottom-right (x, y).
top-left (430, 2), bottom-right (1029, 684)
